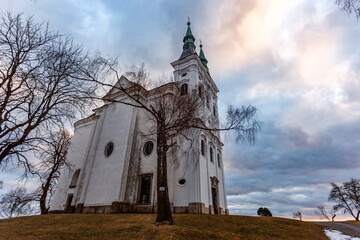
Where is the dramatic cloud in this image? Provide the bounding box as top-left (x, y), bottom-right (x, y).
top-left (1, 0), bottom-right (359, 220)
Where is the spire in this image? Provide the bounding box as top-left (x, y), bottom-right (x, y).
top-left (179, 18), bottom-right (197, 59)
top-left (199, 40), bottom-right (208, 69)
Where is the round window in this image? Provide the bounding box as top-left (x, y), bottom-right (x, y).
top-left (178, 178), bottom-right (186, 186)
top-left (104, 142), bottom-right (114, 157)
top-left (143, 141), bottom-right (154, 156)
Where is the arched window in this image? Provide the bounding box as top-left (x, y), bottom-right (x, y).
top-left (210, 147), bottom-right (214, 163)
top-left (206, 96), bottom-right (210, 109)
top-left (180, 84), bottom-right (188, 95)
top-left (69, 169), bottom-right (80, 188)
top-left (201, 140), bottom-right (205, 156)
top-left (213, 106), bottom-right (216, 116)
top-left (217, 153), bottom-right (221, 168)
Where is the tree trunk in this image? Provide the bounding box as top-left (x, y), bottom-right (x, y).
top-left (40, 195), bottom-right (48, 215)
top-left (39, 172), bottom-right (53, 215)
top-left (356, 210), bottom-right (359, 221)
top-left (155, 121), bottom-right (174, 224)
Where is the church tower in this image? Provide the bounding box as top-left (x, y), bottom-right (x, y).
top-left (170, 20), bottom-right (228, 215)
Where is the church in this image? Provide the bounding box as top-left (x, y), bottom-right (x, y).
top-left (49, 21), bottom-right (229, 215)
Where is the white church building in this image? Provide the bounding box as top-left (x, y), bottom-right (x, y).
top-left (49, 21), bottom-right (229, 215)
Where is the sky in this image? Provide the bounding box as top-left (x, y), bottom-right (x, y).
top-left (1, 0), bottom-right (360, 220)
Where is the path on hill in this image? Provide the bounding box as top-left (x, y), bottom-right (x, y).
top-left (313, 222), bottom-right (360, 238)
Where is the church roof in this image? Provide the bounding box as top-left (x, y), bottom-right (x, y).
top-left (179, 20), bottom-right (197, 60)
top-left (199, 42), bottom-right (208, 69)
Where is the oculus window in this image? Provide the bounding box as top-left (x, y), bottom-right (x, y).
top-left (178, 178), bottom-right (186, 186)
top-left (104, 142), bottom-right (114, 157)
top-left (143, 141), bottom-right (154, 156)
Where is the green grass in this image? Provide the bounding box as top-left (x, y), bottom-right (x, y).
top-left (0, 214), bottom-right (328, 240)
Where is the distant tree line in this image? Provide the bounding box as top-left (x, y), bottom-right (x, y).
top-left (257, 207), bottom-right (272, 217)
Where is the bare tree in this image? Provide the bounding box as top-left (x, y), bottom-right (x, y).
top-left (335, 0), bottom-right (360, 20)
top-left (96, 62), bottom-right (261, 224)
top-left (329, 178), bottom-right (360, 221)
top-left (0, 12), bottom-right (101, 169)
top-left (293, 211), bottom-right (302, 221)
top-left (0, 187), bottom-right (34, 218)
top-left (315, 205), bottom-right (337, 221)
top-left (30, 129), bottom-right (72, 214)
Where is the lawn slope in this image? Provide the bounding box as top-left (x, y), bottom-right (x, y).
top-left (0, 214), bottom-right (328, 240)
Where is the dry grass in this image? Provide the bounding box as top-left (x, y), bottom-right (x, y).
top-left (0, 214), bottom-right (328, 240)
top-left (348, 220), bottom-right (360, 226)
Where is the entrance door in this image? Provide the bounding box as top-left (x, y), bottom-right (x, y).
top-left (65, 194), bottom-right (73, 213)
top-left (211, 187), bottom-right (218, 214)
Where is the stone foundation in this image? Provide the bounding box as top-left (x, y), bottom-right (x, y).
top-left (75, 203), bottom-right (84, 213)
top-left (68, 205), bottom-right (76, 213)
top-left (219, 207), bottom-right (224, 215)
top-left (209, 205), bottom-right (214, 215)
top-left (48, 210), bottom-right (64, 214)
top-left (188, 202), bottom-right (208, 214)
top-left (54, 201), bottom-right (228, 215)
top-left (174, 206), bottom-right (188, 213)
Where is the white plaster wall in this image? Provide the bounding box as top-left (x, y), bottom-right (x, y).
top-left (172, 136), bottom-right (199, 207)
top-left (199, 152), bottom-right (210, 207)
top-left (83, 103), bottom-right (135, 206)
top-left (49, 121), bottom-right (95, 211)
top-left (135, 109), bottom-right (157, 204)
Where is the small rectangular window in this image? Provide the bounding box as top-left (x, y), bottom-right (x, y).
top-left (138, 175), bottom-right (152, 204)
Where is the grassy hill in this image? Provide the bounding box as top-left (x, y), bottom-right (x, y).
top-left (0, 214), bottom-right (328, 240)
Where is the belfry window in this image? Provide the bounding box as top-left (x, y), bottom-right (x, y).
top-left (206, 96), bottom-right (210, 109)
top-left (201, 140), bottom-right (206, 156)
top-left (210, 147), bottom-right (214, 163)
top-left (217, 153), bottom-right (221, 168)
top-left (138, 175), bottom-right (152, 204)
top-left (198, 85), bottom-right (203, 98)
top-left (180, 84), bottom-right (188, 95)
top-left (213, 106), bottom-right (216, 116)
